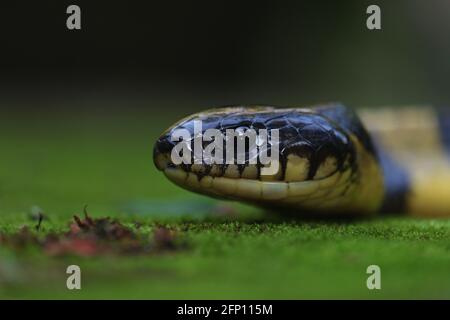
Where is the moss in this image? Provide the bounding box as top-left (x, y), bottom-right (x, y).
top-left (0, 110), bottom-right (449, 299)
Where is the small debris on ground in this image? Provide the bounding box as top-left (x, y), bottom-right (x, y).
top-left (0, 209), bottom-right (188, 257)
top-left (28, 206), bottom-right (46, 231)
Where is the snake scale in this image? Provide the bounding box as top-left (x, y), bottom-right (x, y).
top-left (154, 104), bottom-right (450, 217)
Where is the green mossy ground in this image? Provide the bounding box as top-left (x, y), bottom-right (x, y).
top-left (0, 109), bottom-right (449, 299)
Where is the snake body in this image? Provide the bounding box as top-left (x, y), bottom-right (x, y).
top-left (153, 104), bottom-right (450, 217)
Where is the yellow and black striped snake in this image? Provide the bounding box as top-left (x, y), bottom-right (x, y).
top-left (154, 104), bottom-right (450, 217)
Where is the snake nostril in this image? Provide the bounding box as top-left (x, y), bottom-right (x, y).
top-left (153, 134), bottom-right (178, 171)
top-left (156, 134), bottom-right (175, 154)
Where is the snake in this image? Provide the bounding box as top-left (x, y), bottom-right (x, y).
top-left (153, 104), bottom-right (450, 217)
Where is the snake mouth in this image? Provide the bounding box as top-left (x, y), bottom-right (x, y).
top-left (153, 106), bottom-right (358, 208)
top-left (160, 166), bottom-right (353, 209)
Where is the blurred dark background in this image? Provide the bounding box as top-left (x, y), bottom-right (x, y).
top-left (0, 0), bottom-right (449, 110)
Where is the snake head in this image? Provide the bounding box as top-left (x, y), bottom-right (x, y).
top-left (154, 105), bottom-right (383, 216)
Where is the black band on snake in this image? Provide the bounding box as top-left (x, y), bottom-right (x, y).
top-left (154, 104), bottom-right (450, 217)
